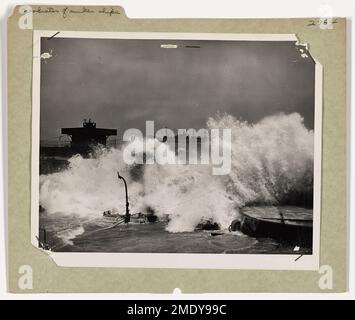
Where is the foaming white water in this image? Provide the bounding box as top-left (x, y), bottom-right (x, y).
top-left (56, 226), bottom-right (85, 245)
top-left (40, 112), bottom-right (314, 233)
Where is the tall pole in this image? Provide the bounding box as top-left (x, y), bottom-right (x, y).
top-left (117, 172), bottom-right (130, 223)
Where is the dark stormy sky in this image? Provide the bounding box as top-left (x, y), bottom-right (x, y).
top-left (40, 37), bottom-right (315, 140)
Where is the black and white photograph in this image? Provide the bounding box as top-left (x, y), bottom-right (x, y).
top-left (31, 32), bottom-right (321, 269)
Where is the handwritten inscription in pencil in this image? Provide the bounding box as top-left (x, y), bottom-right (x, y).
top-left (31, 7), bottom-right (121, 19)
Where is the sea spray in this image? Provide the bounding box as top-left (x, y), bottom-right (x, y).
top-left (39, 112), bottom-right (314, 237)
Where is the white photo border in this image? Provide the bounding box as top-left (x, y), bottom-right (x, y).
top-left (31, 31), bottom-right (322, 270)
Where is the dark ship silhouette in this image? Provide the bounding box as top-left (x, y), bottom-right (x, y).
top-left (40, 119), bottom-right (117, 174)
top-left (61, 118), bottom-right (117, 156)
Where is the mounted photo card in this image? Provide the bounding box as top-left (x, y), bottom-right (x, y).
top-left (7, 5), bottom-right (348, 293)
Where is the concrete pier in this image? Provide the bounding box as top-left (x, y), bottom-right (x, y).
top-left (239, 206), bottom-right (313, 248)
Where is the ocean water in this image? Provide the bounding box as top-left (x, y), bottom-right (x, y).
top-left (39, 214), bottom-right (311, 254)
top-left (39, 112), bottom-right (314, 252)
